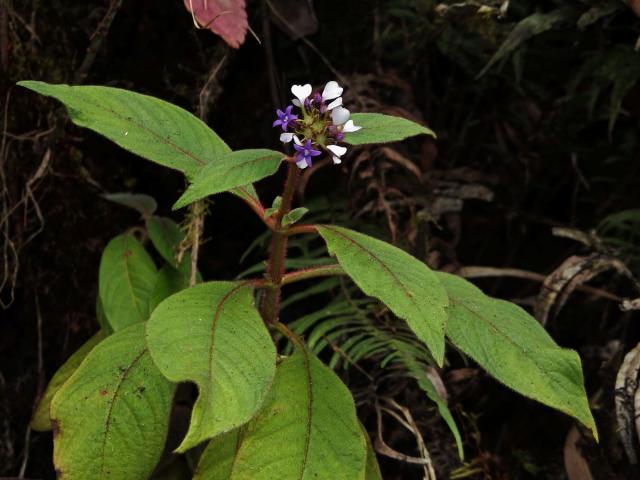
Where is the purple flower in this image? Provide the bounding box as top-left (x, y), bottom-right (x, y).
top-left (293, 138), bottom-right (321, 169)
top-left (272, 105), bottom-right (298, 132)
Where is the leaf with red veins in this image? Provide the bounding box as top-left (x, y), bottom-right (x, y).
top-left (183, 0), bottom-right (248, 49)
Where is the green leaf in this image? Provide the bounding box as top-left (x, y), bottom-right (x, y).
top-left (173, 149), bottom-right (284, 209)
top-left (360, 423), bottom-right (383, 480)
top-left (193, 347), bottom-right (367, 480)
top-left (50, 323), bottom-right (175, 479)
top-left (263, 196), bottom-right (282, 219)
top-left (103, 192), bottom-right (157, 218)
top-left (99, 234), bottom-right (158, 331)
top-left (146, 281), bottom-right (276, 452)
top-left (146, 216), bottom-right (188, 271)
top-left (437, 272), bottom-right (597, 439)
top-left (31, 331), bottom-right (106, 431)
top-left (282, 207), bottom-right (309, 227)
top-left (344, 112), bottom-right (435, 146)
top-left (317, 225), bottom-right (448, 365)
top-left (149, 264), bottom-right (190, 312)
top-left (17, 81), bottom-right (230, 179)
top-left (96, 295), bottom-right (112, 334)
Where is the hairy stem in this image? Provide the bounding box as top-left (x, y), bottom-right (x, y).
top-left (261, 162), bottom-right (299, 323)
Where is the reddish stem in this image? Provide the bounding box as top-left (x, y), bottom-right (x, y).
top-left (260, 162), bottom-right (299, 323)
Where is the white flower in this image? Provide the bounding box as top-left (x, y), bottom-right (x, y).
top-left (326, 144), bottom-right (347, 164)
top-left (322, 81), bottom-right (343, 101)
top-left (331, 107), bottom-right (351, 125)
top-left (342, 119), bottom-right (362, 132)
top-left (293, 135), bottom-right (303, 146)
top-left (291, 84), bottom-right (312, 107)
top-left (326, 97), bottom-right (343, 111)
top-left (280, 132), bottom-right (294, 143)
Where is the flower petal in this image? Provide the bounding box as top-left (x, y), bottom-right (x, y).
top-left (326, 144), bottom-right (347, 157)
top-left (292, 98), bottom-right (302, 107)
top-left (280, 132), bottom-right (294, 143)
top-left (322, 81), bottom-right (343, 101)
top-left (326, 97), bottom-right (343, 111)
top-left (331, 107), bottom-right (350, 125)
top-left (293, 135), bottom-right (303, 146)
top-left (331, 155), bottom-right (342, 164)
top-left (342, 120), bottom-right (362, 132)
top-left (291, 84), bottom-right (312, 105)
top-left (296, 158), bottom-right (309, 169)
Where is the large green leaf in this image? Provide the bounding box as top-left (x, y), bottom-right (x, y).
top-left (317, 225), bottom-right (448, 365)
top-left (193, 347), bottom-right (367, 480)
top-left (17, 81), bottom-right (229, 178)
top-left (437, 272), bottom-right (598, 439)
top-left (173, 149), bottom-right (284, 209)
top-left (344, 112), bottom-right (435, 146)
top-left (146, 281), bottom-right (276, 452)
top-left (99, 234), bottom-right (158, 331)
top-left (31, 331), bottom-right (106, 431)
top-left (50, 323), bottom-right (175, 479)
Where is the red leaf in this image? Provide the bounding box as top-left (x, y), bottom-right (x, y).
top-left (183, 0), bottom-right (248, 49)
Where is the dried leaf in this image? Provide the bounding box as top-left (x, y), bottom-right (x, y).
top-left (563, 425), bottom-right (594, 480)
top-left (615, 343), bottom-right (640, 464)
top-left (535, 254), bottom-right (630, 325)
top-left (184, 0), bottom-right (248, 49)
top-left (380, 147), bottom-right (422, 180)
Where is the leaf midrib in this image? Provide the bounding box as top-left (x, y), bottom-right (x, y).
top-left (320, 226), bottom-right (429, 323)
top-left (196, 154), bottom-right (281, 188)
top-left (450, 296), bottom-right (579, 414)
top-left (73, 88), bottom-right (214, 171)
top-left (99, 348), bottom-right (147, 476)
top-left (202, 284), bottom-right (249, 437)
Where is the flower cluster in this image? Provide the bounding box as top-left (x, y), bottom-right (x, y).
top-left (272, 81), bottom-right (361, 169)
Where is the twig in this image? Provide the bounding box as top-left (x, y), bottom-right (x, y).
top-left (197, 50), bottom-right (228, 123)
top-left (261, 0), bottom-right (281, 108)
top-left (0, 0), bottom-right (8, 73)
top-left (187, 51), bottom-right (230, 286)
top-left (73, 0), bottom-right (125, 85)
top-left (457, 265), bottom-right (622, 302)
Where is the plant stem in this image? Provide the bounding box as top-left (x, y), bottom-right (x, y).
top-left (261, 162), bottom-right (299, 323)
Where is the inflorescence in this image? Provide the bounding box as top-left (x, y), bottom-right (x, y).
top-left (272, 81), bottom-right (361, 169)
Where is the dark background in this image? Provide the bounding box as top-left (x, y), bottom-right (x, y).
top-left (2, 0), bottom-right (640, 478)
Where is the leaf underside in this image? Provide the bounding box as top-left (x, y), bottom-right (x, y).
top-left (146, 281), bottom-right (277, 452)
top-left (51, 323), bottom-right (175, 480)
